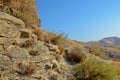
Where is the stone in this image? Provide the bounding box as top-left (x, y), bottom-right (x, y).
top-left (0, 55), bottom-right (11, 69)
top-left (50, 71), bottom-right (62, 80)
top-left (51, 60), bottom-right (59, 69)
top-left (44, 43), bottom-right (60, 54)
top-left (46, 62), bottom-right (53, 69)
top-left (0, 45), bottom-right (4, 51)
top-left (0, 0), bottom-right (40, 28)
top-left (0, 12), bottom-right (25, 28)
top-left (7, 46), bottom-right (30, 61)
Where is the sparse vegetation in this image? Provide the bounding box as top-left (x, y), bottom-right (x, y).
top-left (74, 57), bottom-right (117, 80)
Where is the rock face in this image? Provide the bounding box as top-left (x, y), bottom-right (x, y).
top-left (0, 12), bottom-right (73, 80)
top-left (0, 0), bottom-right (90, 80)
top-left (0, 0), bottom-right (40, 28)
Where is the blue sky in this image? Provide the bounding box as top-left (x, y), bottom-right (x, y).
top-left (36, 0), bottom-right (120, 42)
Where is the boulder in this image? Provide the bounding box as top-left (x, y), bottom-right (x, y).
top-left (0, 12), bottom-right (25, 29)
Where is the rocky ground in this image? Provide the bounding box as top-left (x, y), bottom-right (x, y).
top-left (0, 12), bottom-right (77, 80)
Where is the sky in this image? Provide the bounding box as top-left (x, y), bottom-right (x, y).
top-left (36, 0), bottom-right (120, 42)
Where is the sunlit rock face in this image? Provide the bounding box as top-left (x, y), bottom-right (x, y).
top-left (0, 0), bottom-right (40, 28)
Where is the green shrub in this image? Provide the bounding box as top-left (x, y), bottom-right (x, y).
top-left (74, 57), bottom-right (117, 80)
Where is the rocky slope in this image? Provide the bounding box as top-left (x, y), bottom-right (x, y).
top-left (0, 11), bottom-right (76, 80)
top-left (0, 0), bottom-right (119, 80)
top-left (0, 0), bottom-right (88, 80)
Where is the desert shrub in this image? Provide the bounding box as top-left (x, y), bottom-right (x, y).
top-left (29, 50), bottom-right (39, 56)
top-left (66, 47), bottom-right (86, 63)
top-left (74, 57), bottom-right (117, 80)
top-left (18, 62), bottom-right (36, 76)
top-left (58, 45), bottom-right (65, 55)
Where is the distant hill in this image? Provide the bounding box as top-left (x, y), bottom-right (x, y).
top-left (99, 36), bottom-right (120, 45)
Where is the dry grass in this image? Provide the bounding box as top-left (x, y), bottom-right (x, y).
top-left (58, 45), bottom-right (65, 55)
top-left (66, 47), bottom-right (86, 63)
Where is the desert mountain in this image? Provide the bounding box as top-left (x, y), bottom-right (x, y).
top-left (99, 36), bottom-right (120, 46)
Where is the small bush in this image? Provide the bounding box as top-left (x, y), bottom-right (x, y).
top-left (66, 47), bottom-right (86, 63)
top-left (74, 57), bottom-right (117, 80)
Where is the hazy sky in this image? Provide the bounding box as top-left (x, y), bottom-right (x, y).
top-left (36, 0), bottom-right (120, 42)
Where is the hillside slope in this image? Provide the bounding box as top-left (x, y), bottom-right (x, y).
top-left (0, 0), bottom-right (118, 80)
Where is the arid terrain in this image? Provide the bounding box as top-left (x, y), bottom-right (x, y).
top-left (0, 0), bottom-right (120, 80)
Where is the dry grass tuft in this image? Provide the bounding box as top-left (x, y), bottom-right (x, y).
top-left (66, 47), bottom-right (86, 63)
top-left (58, 45), bottom-right (65, 55)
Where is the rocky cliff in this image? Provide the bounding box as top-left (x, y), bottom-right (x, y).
top-left (0, 9), bottom-right (74, 80)
top-left (0, 0), bottom-right (79, 80)
top-left (0, 0), bottom-right (40, 28)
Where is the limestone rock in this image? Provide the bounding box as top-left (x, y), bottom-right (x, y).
top-left (0, 12), bottom-right (25, 29)
top-left (46, 62), bottom-right (53, 69)
top-left (0, 55), bottom-right (11, 69)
